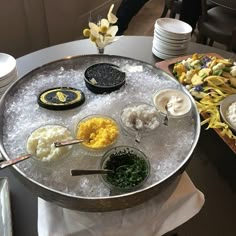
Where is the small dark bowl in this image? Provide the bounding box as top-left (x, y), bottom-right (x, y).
top-left (84, 63), bottom-right (126, 94)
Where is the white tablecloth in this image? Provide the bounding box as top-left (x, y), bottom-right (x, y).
top-left (38, 172), bottom-right (204, 236)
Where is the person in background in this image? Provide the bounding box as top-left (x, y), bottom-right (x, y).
top-left (179, 0), bottom-right (202, 32)
top-left (116, 0), bottom-right (202, 36)
top-left (116, 0), bottom-right (150, 35)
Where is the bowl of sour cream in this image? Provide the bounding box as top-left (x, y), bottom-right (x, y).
top-left (220, 94), bottom-right (236, 133)
top-left (153, 88), bottom-right (192, 118)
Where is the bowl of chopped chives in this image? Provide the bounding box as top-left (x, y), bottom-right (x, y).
top-left (100, 146), bottom-right (150, 192)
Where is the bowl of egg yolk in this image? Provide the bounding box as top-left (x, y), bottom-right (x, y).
top-left (75, 114), bottom-right (120, 151)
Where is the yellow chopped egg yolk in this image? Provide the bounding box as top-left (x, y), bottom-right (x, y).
top-left (76, 117), bottom-right (119, 149)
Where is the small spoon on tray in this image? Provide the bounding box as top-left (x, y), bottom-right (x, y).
top-left (70, 165), bottom-right (130, 176)
top-left (163, 104), bottom-right (170, 126)
top-left (54, 138), bottom-right (89, 148)
top-left (0, 154), bottom-right (32, 169)
top-left (70, 169), bottom-right (113, 176)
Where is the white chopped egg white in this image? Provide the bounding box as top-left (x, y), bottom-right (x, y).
top-left (26, 125), bottom-right (73, 162)
top-left (226, 102), bottom-right (236, 128)
top-left (121, 104), bottom-right (160, 131)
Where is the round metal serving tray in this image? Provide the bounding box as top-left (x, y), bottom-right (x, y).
top-left (0, 55), bottom-right (200, 212)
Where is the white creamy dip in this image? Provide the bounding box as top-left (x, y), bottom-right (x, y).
top-left (121, 103), bottom-right (160, 131)
top-left (153, 89), bottom-right (191, 117)
top-left (226, 102), bottom-right (236, 128)
top-left (26, 125), bottom-right (73, 162)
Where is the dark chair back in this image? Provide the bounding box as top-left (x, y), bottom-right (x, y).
top-left (197, 0), bottom-right (236, 51)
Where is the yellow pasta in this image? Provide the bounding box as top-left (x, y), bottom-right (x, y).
top-left (173, 54), bottom-right (236, 140)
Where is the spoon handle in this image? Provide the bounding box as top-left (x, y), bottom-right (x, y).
top-left (54, 139), bottom-right (86, 147)
top-left (0, 154), bottom-right (31, 169)
top-left (70, 169), bottom-right (113, 176)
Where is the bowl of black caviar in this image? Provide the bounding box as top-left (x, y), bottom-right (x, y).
top-left (84, 63), bottom-right (126, 94)
top-left (100, 146), bottom-right (150, 193)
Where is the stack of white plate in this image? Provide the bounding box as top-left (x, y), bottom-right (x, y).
top-left (152, 18), bottom-right (192, 60)
top-left (0, 53), bottom-right (17, 98)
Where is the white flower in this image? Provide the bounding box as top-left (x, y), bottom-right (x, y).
top-left (107, 4), bottom-right (118, 24)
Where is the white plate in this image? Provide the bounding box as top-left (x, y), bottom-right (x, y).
top-left (154, 31), bottom-right (191, 44)
top-left (152, 42), bottom-right (188, 53)
top-left (0, 53), bottom-right (16, 79)
top-left (155, 18), bottom-right (192, 35)
top-left (152, 47), bottom-right (174, 59)
top-left (153, 45), bottom-right (187, 56)
top-left (153, 37), bottom-right (189, 50)
top-left (0, 178), bottom-right (13, 236)
top-left (220, 94), bottom-right (236, 133)
top-left (155, 24), bottom-right (191, 40)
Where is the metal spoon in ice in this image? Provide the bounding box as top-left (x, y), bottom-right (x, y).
top-left (163, 104), bottom-right (170, 126)
top-left (0, 154), bottom-right (32, 169)
top-left (54, 138), bottom-right (90, 148)
top-left (70, 165), bottom-right (129, 176)
top-left (70, 169), bottom-right (113, 176)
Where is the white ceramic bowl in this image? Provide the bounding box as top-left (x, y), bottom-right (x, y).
top-left (220, 94), bottom-right (236, 133)
top-left (155, 25), bottom-right (191, 41)
top-left (153, 38), bottom-right (189, 52)
top-left (0, 53), bottom-right (16, 79)
top-left (152, 46), bottom-right (187, 59)
top-left (155, 18), bottom-right (192, 37)
top-left (154, 33), bottom-right (190, 48)
top-left (154, 30), bottom-right (191, 44)
top-left (153, 45), bottom-right (187, 56)
top-left (152, 47), bottom-right (174, 59)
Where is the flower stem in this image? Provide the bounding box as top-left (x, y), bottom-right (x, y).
top-left (97, 47), bottom-right (104, 54)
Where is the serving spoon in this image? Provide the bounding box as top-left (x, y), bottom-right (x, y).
top-left (70, 164), bottom-right (131, 176)
top-left (54, 138), bottom-right (89, 148)
top-left (0, 154), bottom-right (32, 169)
top-left (163, 104), bottom-right (170, 126)
top-left (70, 169), bottom-right (113, 176)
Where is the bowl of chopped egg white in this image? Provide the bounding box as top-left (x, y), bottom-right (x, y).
top-left (26, 124), bottom-right (74, 163)
top-left (120, 102), bottom-right (161, 142)
top-left (75, 114), bottom-right (120, 151)
top-left (220, 94), bottom-right (236, 133)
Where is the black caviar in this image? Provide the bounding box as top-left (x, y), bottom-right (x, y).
top-left (85, 63), bottom-right (125, 87)
top-left (104, 148), bottom-right (149, 189)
